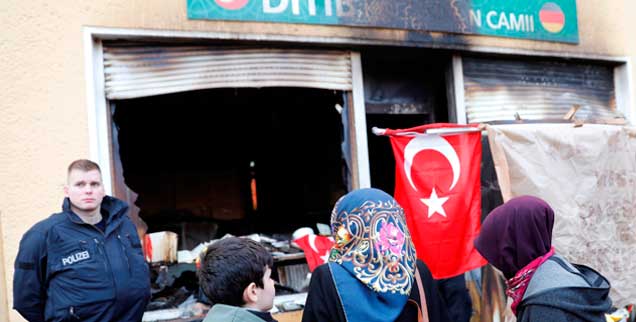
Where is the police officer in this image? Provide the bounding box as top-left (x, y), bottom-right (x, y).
top-left (13, 159), bottom-right (150, 322)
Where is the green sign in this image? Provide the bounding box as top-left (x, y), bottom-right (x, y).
top-left (469, 0), bottom-right (578, 43)
top-left (187, 0), bottom-right (578, 43)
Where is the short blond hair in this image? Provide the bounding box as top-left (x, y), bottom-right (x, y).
top-left (67, 159), bottom-right (101, 175)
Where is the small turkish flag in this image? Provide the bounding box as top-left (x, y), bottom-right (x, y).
top-left (384, 123), bottom-right (486, 279)
top-left (144, 234), bottom-right (152, 263)
top-left (294, 235), bottom-right (334, 272)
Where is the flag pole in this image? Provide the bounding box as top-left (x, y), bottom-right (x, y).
top-left (371, 127), bottom-right (386, 136)
top-left (372, 125), bottom-right (484, 136)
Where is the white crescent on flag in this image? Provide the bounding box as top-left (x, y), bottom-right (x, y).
top-left (308, 234), bottom-right (319, 253)
top-left (404, 134), bottom-right (461, 192)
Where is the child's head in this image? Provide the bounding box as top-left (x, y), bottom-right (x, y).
top-left (198, 237), bottom-right (275, 311)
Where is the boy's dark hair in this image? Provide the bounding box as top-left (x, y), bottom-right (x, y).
top-left (197, 237), bottom-right (274, 307)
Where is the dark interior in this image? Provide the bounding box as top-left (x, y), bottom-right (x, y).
top-left (113, 87), bottom-right (347, 249)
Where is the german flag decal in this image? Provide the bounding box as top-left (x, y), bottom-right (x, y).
top-left (539, 2), bottom-right (565, 33)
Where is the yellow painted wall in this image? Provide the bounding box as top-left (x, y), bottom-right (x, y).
top-left (0, 220), bottom-right (8, 322)
top-left (1, 0), bottom-right (635, 321)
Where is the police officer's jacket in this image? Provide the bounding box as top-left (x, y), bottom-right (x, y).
top-left (13, 196), bottom-right (151, 322)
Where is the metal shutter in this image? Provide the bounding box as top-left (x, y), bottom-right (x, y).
top-left (103, 46), bottom-right (353, 99)
top-left (463, 56), bottom-right (621, 123)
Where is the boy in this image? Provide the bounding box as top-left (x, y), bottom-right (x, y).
top-left (198, 237), bottom-right (278, 322)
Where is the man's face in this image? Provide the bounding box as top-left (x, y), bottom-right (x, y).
top-left (64, 169), bottom-right (105, 214)
top-left (255, 266), bottom-right (276, 311)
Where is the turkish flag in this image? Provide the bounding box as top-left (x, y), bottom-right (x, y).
top-left (294, 235), bottom-right (335, 272)
top-left (384, 123), bottom-right (486, 279)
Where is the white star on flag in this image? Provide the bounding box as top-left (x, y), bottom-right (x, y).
top-left (421, 187), bottom-right (449, 218)
top-left (320, 250), bottom-right (330, 263)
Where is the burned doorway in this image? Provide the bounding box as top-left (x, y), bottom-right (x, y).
top-left (362, 48), bottom-right (452, 193)
top-left (101, 45), bottom-right (361, 248)
top-left (112, 87), bottom-right (347, 248)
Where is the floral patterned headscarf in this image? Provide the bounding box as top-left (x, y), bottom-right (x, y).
top-left (327, 188), bottom-right (417, 322)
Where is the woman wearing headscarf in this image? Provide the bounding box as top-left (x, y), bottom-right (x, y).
top-left (474, 195), bottom-right (612, 322)
top-left (302, 188), bottom-right (451, 322)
